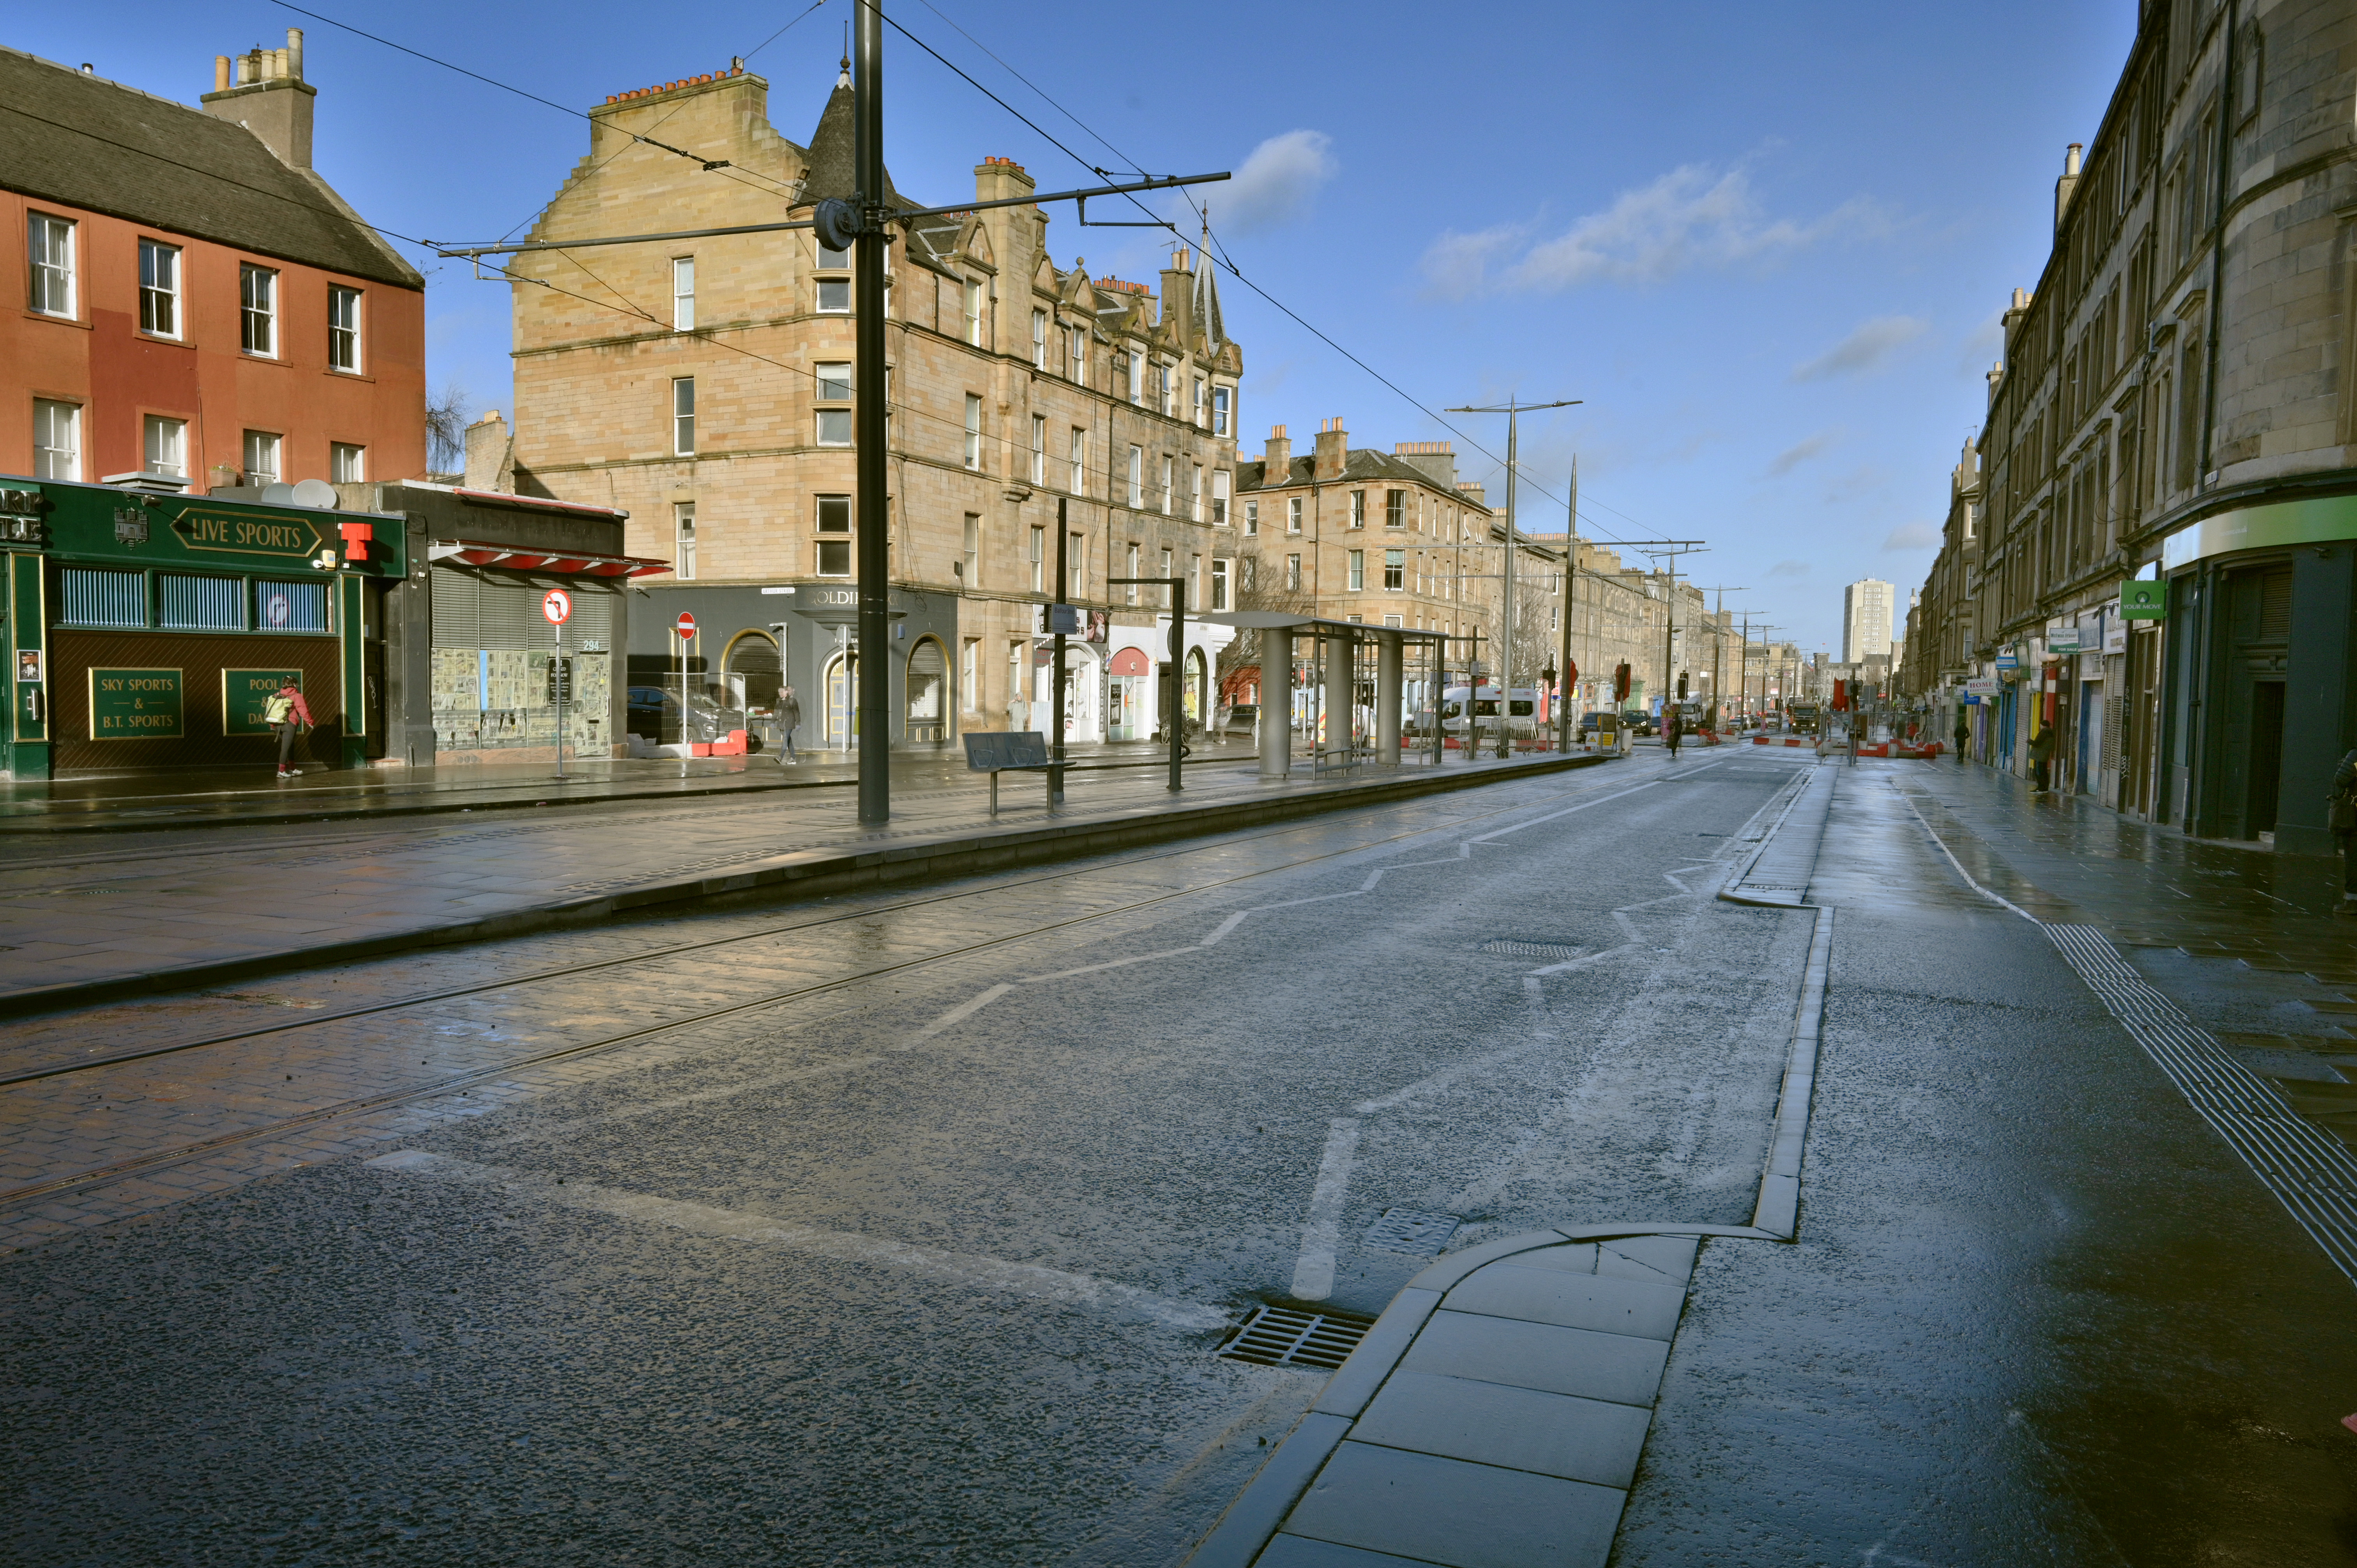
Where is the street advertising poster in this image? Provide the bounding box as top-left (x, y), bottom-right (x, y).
top-left (89, 667), bottom-right (183, 740)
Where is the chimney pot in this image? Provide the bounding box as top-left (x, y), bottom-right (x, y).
top-left (2064, 142), bottom-right (2083, 177)
top-left (215, 54), bottom-right (230, 91)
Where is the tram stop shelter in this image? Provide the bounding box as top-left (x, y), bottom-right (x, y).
top-left (1194, 611), bottom-right (1451, 779)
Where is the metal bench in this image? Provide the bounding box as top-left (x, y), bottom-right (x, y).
top-left (963, 731), bottom-right (1066, 814)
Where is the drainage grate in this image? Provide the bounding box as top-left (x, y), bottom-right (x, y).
top-left (1479, 939), bottom-right (1587, 961)
top-left (1218, 1304), bottom-right (1376, 1370)
top-left (1364, 1208), bottom-right (1461, 1254)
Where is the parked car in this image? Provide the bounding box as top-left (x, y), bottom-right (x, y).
top-left (628, 686), bottom-right (755, 748)
top-left (1224, 702), bottom-right (1259, 734)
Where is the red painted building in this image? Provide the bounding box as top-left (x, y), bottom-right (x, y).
top-left (0, 35), bottom-right (424, 492)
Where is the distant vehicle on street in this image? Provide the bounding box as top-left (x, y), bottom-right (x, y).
top-left (1224, 702), bottom-right (1258, 735)
top-left (1622, 709), bottom-right (1657, 736)
top-left (1786, 702), bottom-right (1823, 735)
top-left (1422, 685), bottom-right (1539, 743)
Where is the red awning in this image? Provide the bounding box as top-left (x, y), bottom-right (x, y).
top-left (431, 540), bottom-right (671, 578)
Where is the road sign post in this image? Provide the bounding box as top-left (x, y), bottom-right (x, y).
top-left (674, 611), bottom-right (698, 774)
top-left (543, 589), bottom-right (574, 780)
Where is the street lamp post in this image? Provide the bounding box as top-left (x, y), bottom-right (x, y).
top-left (1447, 397), bottom-right (1580, 758)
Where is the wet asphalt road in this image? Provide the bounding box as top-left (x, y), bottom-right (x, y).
top-left (3, 750), bottom-right (1815, 1566)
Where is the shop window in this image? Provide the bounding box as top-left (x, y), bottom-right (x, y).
top-left (815, 494), bottom-right (851, 576)
top-left (140, 238), bottom-right (180, 337)
top-left (329, 286), bottom-right (362, 371)
top-left (161, 574), bottom-right (247, 631)
top-left (240, 263), bottom-right (277, 356)
top-left (61, 567), bottom-right (144, 628)
top-left (256, 579), bottom-right (329, 632)
top-left (908, 637), bottom-right (946, 736)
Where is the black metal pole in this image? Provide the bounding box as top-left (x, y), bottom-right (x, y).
top-left (1051, 498), bottom-right (1067, 798)
top-left (1168, 575), bottom-right (1184, 792)
top-left (853, 0), bottom-right (890, 825)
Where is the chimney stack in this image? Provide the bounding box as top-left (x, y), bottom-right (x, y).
top-left (1263, 424), bottom-right (1292, 482)
top-left (464, 411), bottom-right (514, 493)
top-left (2054, 142), bottom-right (2083, 231)
top-left (1313, 416), bottom-right (1347, 482)
top-left (201, 27), bottom-right (315, 169)
top-left (1159, 247), bottom-right (1193, 346)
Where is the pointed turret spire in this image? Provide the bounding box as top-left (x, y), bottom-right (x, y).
top-left (800, 61), bottom-right (905, 209)
top-left (1192, 212), bottom-right (1225, 352)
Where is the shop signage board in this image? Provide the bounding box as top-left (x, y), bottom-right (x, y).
top-left (1965, 676), bottom-right (1999, 697)
top-left (2046, 619), bottom-right (2083, 653)
top-left (2119, 579), bottom-right (2168, 619)
top-left (1995, 647), bottom-right (2020, 669)
top-left (2161, 492), bottom-right (2357, 570)
top-left (89, 667), bottom-right (183, 740)
top-left (174, 505), bottom-right (329, 563)
top-left (222, 669), bottom-right (304, 736)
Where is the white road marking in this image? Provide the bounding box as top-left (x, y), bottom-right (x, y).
top-left (907, 982), bottom-right (1014, 1036)
top-left (1288, 1118), bottom-right (1362, 1301)
top-left (364, 1150), bottom-right (1224, 1331)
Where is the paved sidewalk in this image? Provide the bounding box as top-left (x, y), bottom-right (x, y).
top-left (0, 750), bottom-right (1608, 1016)
top-left (0, 740), bottom-right (1267, 833)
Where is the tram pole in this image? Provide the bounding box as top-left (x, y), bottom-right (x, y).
top-left (853, 0), bottom-right (891, 825)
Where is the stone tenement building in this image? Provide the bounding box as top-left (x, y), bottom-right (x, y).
top-left (504, 63), bottom-right (1240, 747)
top-left (1903, 0), bottom-right (2357, 853)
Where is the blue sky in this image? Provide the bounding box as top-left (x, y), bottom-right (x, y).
top-left (17, 2), bottom-right (2136, 653)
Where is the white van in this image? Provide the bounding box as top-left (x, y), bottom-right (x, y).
top-left (1415, 685), bottom-right (1539, 742)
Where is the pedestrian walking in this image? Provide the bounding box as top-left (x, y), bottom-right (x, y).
top-left (777, 685), bottom-right (802, 763)
top-left (2330, 747), bottom-right (2357, 917)
top-left (1953, 708), bottom-right (1972, 764)
top-left (1663, 708), bottom-right (1682, 759)
top-left (264, 681), bottom-right (312, 779)
top-left (2028, 722), bottom-right (2056, 793)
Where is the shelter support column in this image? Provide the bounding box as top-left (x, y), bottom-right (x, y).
top-left (1261, 626), bottom-right (1292, 779)
top-left (1376, 632), bottom-right (1403, 764)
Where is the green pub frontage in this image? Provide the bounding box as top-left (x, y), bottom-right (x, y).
top-left (2, 475), bottom-right (405, 779)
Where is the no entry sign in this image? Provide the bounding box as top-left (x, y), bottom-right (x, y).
top-left (675, 612), bottom-right (698, 639)
top-left (541, 588), bottom-right (573, 625)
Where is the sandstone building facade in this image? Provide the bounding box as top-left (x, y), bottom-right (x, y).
top-left (505, 64), bottom-right (1240, 748)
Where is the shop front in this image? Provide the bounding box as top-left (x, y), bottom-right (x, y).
top-left (3, 474), bottom-right (404, 779)
top-left (2159, 493), bottom-right (2357, 853)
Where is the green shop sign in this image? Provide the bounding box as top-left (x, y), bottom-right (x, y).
top-left (90, 667), bottom-right (183, 740)
top-left (2119, 579), bottom-right (2168, 619)
top-left (2161, 492), bottom-right (2357, 570)
top-left (223, 668), bottom-right (304, 736)
top-left (172, 505), bottom-right (328, 562)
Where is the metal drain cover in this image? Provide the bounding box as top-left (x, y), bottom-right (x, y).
top-left (1479, 939), bottom-right (1587, 961)
top-left (1364, 1208), bottom-right (1461, 1254)
top-left (1219, 1304), bottom-right (1376, 1370)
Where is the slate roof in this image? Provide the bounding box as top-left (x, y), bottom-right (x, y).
top-left (0, 47), bottom-right (422, 289)
top-left (1237, 450), bottom-right (1491, 504)
top-left (799, 74), bottom-right (910, 210)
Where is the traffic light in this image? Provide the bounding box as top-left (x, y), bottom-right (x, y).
top-left (1676, 674), bottom-right (1688, 699)
top-left (1613, 662), bottom-right (1631, 702)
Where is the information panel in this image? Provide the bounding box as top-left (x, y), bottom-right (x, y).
top-left (223, 668), bottom-right (305, 736)
top-left (89, 667), bottom-right (184, 740)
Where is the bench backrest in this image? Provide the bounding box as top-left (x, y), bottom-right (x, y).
top-left (962, 730), bottom-right (1051, 770)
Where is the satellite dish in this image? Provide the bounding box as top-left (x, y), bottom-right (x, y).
top-left (292, 478), bottom-right (339, 510)
top-left (261, 482), bottom-right (297, 505)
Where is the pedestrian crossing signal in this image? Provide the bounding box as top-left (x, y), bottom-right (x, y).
top-left (1613, 662), bottom-right (1630, 701)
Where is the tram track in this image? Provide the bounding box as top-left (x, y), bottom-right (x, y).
top-left (0, 769), bottom-right (1652, 1213)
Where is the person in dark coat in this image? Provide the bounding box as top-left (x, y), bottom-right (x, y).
top-left (1953, 708), bottom-right (1972, 764)
top-left (1663, 708), bottom-right (1682, 759)
top-left (2028, 722), bottom-right (2056, 793)
top-left (777, 685), bottom-right (802, 763)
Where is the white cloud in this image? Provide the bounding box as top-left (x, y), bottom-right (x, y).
top-left (1883, 521), bottom-right (1941, 551)
top-left (1768, 560), bottom-right (1811, 577)
top-left (1791, 316), bottom-right (1928, 382)
top-left (1222, 131), bottom-right (1337, 235)
top-left (1422, 163), bottom-right (1887, 298)
top-left (1766, 429), bottom-right (1841, 477)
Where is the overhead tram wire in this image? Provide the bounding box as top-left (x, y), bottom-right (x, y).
top-left (878, 4), bottom-right (1656, 554)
